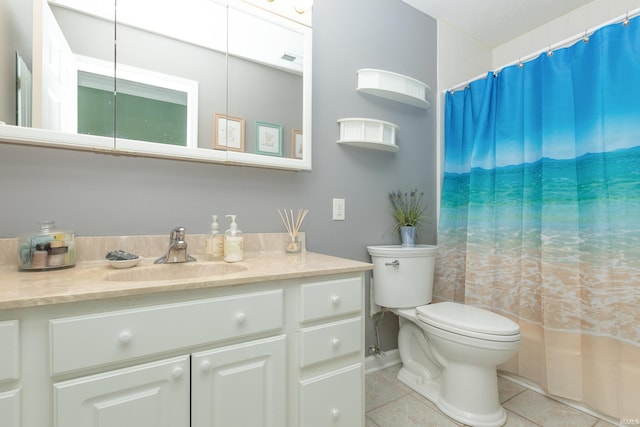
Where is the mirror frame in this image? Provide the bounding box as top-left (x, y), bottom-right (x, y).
top-left (0, 0), bottom-right (312, 171)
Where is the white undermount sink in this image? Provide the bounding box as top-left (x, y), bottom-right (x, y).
top-left (106, 262), bottom-right (248, 282)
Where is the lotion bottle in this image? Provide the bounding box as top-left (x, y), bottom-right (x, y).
top-left (205, 215), bottom-right (224, 260)
top-left (224, 215), bottom-right (244, 262)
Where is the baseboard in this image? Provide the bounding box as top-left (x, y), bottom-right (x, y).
top-left (498, 372), bottom-right (620, 425)
top-left (364, 348), bottom-right (401, 374)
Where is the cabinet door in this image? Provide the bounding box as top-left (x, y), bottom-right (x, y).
top-left (0, 389), bottom-right (20, 427)
top-left (192, 335), bottom-right (286, 427)
top-left (0, 320), bottom-right (19, 381)
top-left (53, 355), bottom-right (190, 427)
top-left (300, 363), bottom-right (363, 427)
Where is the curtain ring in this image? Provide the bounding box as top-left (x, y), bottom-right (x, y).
top-left (518, 58), bottom-right (524, 69)
top-left (623, 12), bottom-right (630, 26)
top-left (493, 71), bottom-right (498, 78)
top-left (547, 46), bottom-right (554, 57)
top-left (582, 30), bottom-right (590, 42)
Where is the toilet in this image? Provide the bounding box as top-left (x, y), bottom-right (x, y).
top-left (367, 245), bottom-right (521, 427)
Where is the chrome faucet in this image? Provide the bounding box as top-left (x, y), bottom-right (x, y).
top-left (155, 226), bottom-right (196, 264)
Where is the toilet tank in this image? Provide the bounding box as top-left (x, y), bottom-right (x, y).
top-left (367, 245), bottom-right (438, 308)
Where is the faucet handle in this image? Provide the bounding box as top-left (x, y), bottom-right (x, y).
top-left (170, 226), bottom-right (186, 241)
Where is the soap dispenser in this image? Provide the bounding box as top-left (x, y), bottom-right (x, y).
top-left (224, 215), bottom-right (244, 262)
top-left (205, 215), bottom-right (224, 260)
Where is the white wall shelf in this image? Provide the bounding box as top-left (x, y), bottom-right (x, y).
top-left (337, 118), bottom-right (399, 152)
top-left (357, 69), bottom-right (430, 109)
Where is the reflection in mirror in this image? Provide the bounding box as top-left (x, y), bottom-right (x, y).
top-left (16, 52), bottom-right (32, 126)
top-left (0, 0), bottom-right (312, 170)
top-left (228, 3), bottom-right (303, 163)
top-left (114, 0), bottom-right (226, 158)
top-left (0, 0), bottom-right (116, 149)
top-left (225, 0), bottom-right (312, 169)
top-left (36, 0), bottom-right (115, 145)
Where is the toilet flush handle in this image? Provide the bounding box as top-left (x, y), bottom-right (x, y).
top-left (385, 260), bottom-right (400, 267)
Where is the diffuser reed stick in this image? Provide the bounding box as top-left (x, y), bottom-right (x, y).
top-left (278, 208), bottom-right (308, 253)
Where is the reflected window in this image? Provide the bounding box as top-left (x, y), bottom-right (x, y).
top-left (75, 55), bottom-right (198, 147)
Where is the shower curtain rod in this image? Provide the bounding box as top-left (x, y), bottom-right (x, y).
top-left (446, 7), bottom-right (640, 93)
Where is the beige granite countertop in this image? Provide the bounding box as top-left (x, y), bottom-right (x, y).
top-left (0, 233), bottom-right (372, 310)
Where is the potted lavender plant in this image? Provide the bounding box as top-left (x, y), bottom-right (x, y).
top-left (389, 189), bottom-right (427, 247)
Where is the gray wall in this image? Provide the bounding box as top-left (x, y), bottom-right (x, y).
top-left (0, 0), bottom-right (437, 353)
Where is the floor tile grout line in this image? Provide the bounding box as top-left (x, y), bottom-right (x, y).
top-left (365, 390), bottom-right (416, 414)
top-left (499, 374), bottom-right (618, 425)
top-left (500, 386), bottom-right (548, 426)
top-left (500, 386), bottom-right (528, 405)
top-left (504, 408), bottom-right (545, 427)
top-left (365, 371), bottom-right (414, 413)
top-left (365, 414), bottom-right (381, 427)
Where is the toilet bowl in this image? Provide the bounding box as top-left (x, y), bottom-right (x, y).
top-left (367, 245), bottom-right (521, 427)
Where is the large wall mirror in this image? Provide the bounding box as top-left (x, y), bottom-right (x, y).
top-left (0, 0), bottom-right (312, 170)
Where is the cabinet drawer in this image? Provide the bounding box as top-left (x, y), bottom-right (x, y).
top-left (300, 277), bottom-right (362, 323)
top-left (50, 289), bottom-right (283, 374)
top-left (300, 317), bottom-right (361, 367)
top-left (299, 363), bottom-right (363, 427)
top-left (0, 320), bottom-right (19, 382)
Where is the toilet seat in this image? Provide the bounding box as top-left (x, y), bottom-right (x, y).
top-left (416, 302), bottom-right (521, 342)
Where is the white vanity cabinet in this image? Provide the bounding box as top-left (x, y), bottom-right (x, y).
top-left (0, 320), bottom-right (20, 427)
top-left (298, 277), bottom-right (365, 427)
top-left (49, 289), bottom-right (285, 427)
top-left (0, 272), bottom-right (365, 427)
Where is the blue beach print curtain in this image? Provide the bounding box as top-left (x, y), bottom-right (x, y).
top-left (436, 16), bottom-right (640, 420)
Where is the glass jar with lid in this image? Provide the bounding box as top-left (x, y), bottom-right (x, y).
top-left (17, 221), bottom-right (76, 270)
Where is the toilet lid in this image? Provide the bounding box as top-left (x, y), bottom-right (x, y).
top-left (416, 302), bottom-right (520, 336)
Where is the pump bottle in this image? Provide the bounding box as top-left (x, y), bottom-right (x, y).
top-left (224, 215), bottom-right (244, 262)
top-left (205, 215), bottom-right (224, 260)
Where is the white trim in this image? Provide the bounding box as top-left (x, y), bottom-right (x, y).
top-left (364, 349), bottom-right (401, 374)
top-left (498, 372), bottom-right (619, 425)
top-left (0, 124), bottom-right (115, 151)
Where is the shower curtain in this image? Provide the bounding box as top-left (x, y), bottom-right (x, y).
top-left (436, 16), bottom-right (640, 421)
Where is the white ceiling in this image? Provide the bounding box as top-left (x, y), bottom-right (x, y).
top-left (402, 0), bottom-right (595, 47)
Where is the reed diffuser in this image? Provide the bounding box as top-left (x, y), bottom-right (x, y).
top-left (278, 208), bottom-right (309, 253)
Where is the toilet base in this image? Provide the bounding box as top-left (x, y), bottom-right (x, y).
top-left (397, 366), bottom-right (507, 427)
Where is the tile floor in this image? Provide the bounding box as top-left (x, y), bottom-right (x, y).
top-left (365, 364), bottom-right (617, 427)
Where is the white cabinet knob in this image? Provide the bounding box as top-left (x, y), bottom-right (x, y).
top-left (172, 366), bottom-right (184, 378)
top-left (201, 360), bottom-right (212, 372)
top-left (235, 312), bottom-right (247, 324)
top-left (331, 295), bottom-right (340, 305)
top-left (118, 331), bottom-right (132, 344)
top-left (331, 408), bottom-right (340, 419)
top-left (331, 338), bottom-right (341, 348)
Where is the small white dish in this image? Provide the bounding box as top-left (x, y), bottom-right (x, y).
top-left (108, 257), bottom-right (141, 269)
